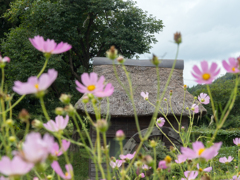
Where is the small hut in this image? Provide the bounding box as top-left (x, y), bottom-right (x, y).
top-left (75, 57), bottom-right (206, 179)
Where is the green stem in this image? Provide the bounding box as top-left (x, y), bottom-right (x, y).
top-left (103, 133), bottom-right (111, 180)
top-left (96, 129), bottom-right (106, 179)
top-left (39, 96), bottom-right (50, 121)
top-left (1, 67), bottom-right (4, 92)
top-left (153, 147), bottom-right (157, 180)
top-left (207, 85), bottom-right (218, 124)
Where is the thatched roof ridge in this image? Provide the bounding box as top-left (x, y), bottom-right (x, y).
top-left (75, 58), bottom-right (207, 117)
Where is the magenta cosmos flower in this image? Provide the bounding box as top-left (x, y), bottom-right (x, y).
top-left (0, 56), bottom-right (10, 63)
top-left (110, 160), bottom-right (124, 169)
top-left (198, 93), bottom-right (210, 104)
top-left (75, 72), bottom-right (114, 97)
top-left (181, 171), bottom-right (198, 180)
top-left (51, 161), bottom-right (73, 180)
top-left (197, 164), bottom-right (212, 172)
top-left (158, 160), bottom-right (168, 169)
top-left (233, 138), bottom-right (240, 146)
top-left (44, 115), bottom-right (69, 132)
top-left (219, 156), bottom-right (234, 164)
top-left (140, 173), bottom-right (145, 178)
top-left (140, 92), bottom-right (149, 100)
top-left (191, 104), bottom-right (199, 113)
top-left (181, 141), bottom-right (222, 160)
top-left (0, 176), bottom-right (9, 180)
top-left (29, 35), bottom-right (72, 54)
top-left (116, 130), bottom-right (125, 140)
top-left (175, 154), bottom-right (187, 164)
top-left (156, 117), bottom-right (165, 127)
top-left (13, 69), bottom-right (57, 95)
top-left (0, 156), bottom-right (33, 176)
top-left (191, 61), bottom-right (220, 84)
top-left (21, 132), bottom-right (55, 163)
top-left (51, 140), bottom-right (70, 156)
top-left (222, 57), bottom-right (240, 73)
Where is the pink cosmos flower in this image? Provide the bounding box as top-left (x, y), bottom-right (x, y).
top-left (75, 72), bottom-right (114, 97)
top-left (13, 69), bottom-right (57, 95)
top-left (0, 156), bottom-right (33, 176)
top-left (140, 173), bottom-right (145, 178)
top-left (180, 141), bottom-right (222, 160)
top-left (191, 61), bottom-right (220, 84)
top-left (196, 164), bottom-right (212, 172)
top-left (158, 160), bottom-right (168, 169)
top-left (0, 56), bottom-right (10, 63)
top-left (140, 92), bottom-right (149, 100)
top-left (120, 152), bottom-right (136, 161)
top-left (51, 140), bottom-right (71, 156)
top-left (116, 130), bottom-right (125, 140)
top-left (142, 164), bottom-right (151, 170)
top-left (110, 160), bottom-right (124, 169)
top-left (191, 104), bottom-right (199, 113)
top-left (219, 156), bottom-right (234, 163)
top-left (156, 117), bottom-right (165, 127)
top-left (51, 161), bottom-right (73, 180)
top-left (29, 35), bottom-right (72, 54)
top-left (181, 171), bottom-right (198, 180)
top-left (198, 93), bottom-right (210, 105)
top-left (233, 138), bottom-right (240, 146)
top-left (222, 57), bottom-right (240, 73)
top-left (22, 132), bottom-right (55, 163)
top-left (44, 115), bottom-right (69, 132)
top-left (175, 154), bottom-right (187, 164)
top-left (232, 175), bottom-right (240, 180)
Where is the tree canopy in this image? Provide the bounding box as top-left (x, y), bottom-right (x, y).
top-left (1, 0), bottom-right (164, 119)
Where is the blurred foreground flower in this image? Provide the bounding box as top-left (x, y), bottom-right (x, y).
top-left (222, 57), bottom-right (240, 73)
top-left (181, 171), bottom-right (198, 180)
top-left (191, 104), bottom-right (199, 113)
top-left (21, 132), bottom-right (55, 163)
top-left (106, 46), bottom-right (118, 60)
top-left (0, 156), bottom-right (33, 177)
top-left (120, 152), bottom-right (136, 161)
top-left (198, 93), bottom-right (210, 104)
top-left (13, 69), bottom-right (57, 96)
top-left (180, 141), bottom-right (222, 160)
top-left (44, 115), bottom-right (69, 132)
top-left (0, 55), bottom-right (10, 68)
top-left (75, 72), bottom-right (114, 97)
top-left (191, 61), bottom-right (220, 84)
top-left (29, 35), bottom-right (72, 55)
top-left (51, 161), bottom-right (73, 180)
top-left (51, 140), bottom-right (70, 156)
top-left (174, 32), bottom-right (182, 44)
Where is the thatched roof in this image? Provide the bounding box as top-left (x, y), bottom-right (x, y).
top-left (75, 57), bottom-right (207, 117)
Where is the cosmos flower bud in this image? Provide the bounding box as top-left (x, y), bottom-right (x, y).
top-left (6, 119), bottom-right (14, 127)
top-left (96, 119), bottom-right (108, 133)
top-left (5, 94), bottom-right (13, 102)
top-left (47, 175), bottom-right (53, 180)
top-left (169, 90), bottom-right (173, 96)
top-left (164, 98), bottom-right (167, 101)
top-left (9, 136), bottom-right (16, 142)
top-left (174, 32), bottom-right (182, 44)
top-left (150, 140), bottom-right (157, 148)
top-left (59, 94), bottom-right (71, 104)
top-left (19, 109), bottom-right (30, 122)
top-left (151, 54), bottom-right (159, 66)
top-left (64, 104), bottom-right (75, 117)
top-left (143, 155), bottom-right (153, 167)
top-left (116, 130), bottom-right (125, 141)
top-left (55, 107), bottom-right (64, 115)
top-left (183, 84), bottom-right (187, 90)
top-left (117, 56), bottom-right (125, 64)
top-left (134, 160), bottom-right (142, 168)
top-left (194, 96), bottom-right (197, 100)
top-left (82, 94), bottom-right (89, 104)
top-left (31, 119), bottom-right (43, 129)
top-left (106, 46), bottom-right (118, 60)
top-left (111, 157), bottom-right (116, 162)
top-left (186, 107), bottom-right (189, 110)
top-left (181, 126), bottom-right (185, 131)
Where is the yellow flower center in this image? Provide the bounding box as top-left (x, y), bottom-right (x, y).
top-left (164, 155), bottom-right (172, 164)
top-left (55, 151), bottom-right (58, 155)
top-left (87, 85), bottom-right (96, 91)
top-left (198, 148), bottom-right (205, 156)
top-left (65, 172), bottom-right (69, 177)
top-left (34, 84), bottom-right (39, 89)
top-left (201, 98), bottom-right (205, 102)
top-left (202, 73), bottom-right (211, 80)
top-left (232, 67), bottom-right (236, 72)
top-left (199, 168), bottom-right (203, 172)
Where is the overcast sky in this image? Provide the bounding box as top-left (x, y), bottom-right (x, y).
top-left (135, 0), bottom-right (240, 87)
